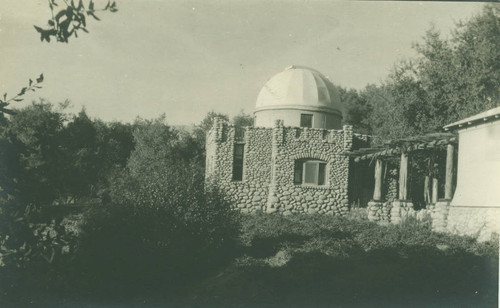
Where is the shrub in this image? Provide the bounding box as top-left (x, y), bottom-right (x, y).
top-left (75, 163), bottom-right (240, 296)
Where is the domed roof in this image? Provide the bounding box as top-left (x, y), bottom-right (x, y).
top-left (255, 66), bottom-right (342, 114)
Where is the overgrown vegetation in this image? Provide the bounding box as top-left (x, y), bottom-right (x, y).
top-left (0, 102), bottom-right (251, 306)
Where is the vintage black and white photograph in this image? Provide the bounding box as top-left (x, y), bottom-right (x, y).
top-left (1, 0), bottom-right (499, 307)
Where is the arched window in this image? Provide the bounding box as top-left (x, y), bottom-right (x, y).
top-left (294, 159), bottom-right (327, 186)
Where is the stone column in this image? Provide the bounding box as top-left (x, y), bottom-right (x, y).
top-left (213, 117), bottom-right (224, 143)
top-left (445, 144), bottom-right (455, 200)
top-left (266, 120), bottom-right (284, 213)
top-left (343, 125), bottom-right (353, 151)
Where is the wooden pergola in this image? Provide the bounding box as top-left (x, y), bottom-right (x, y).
top-left (347, 132), bottom-right (458, 204)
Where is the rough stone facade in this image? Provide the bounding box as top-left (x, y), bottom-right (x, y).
top-left (445, 206), bottom-right (500, 241)
top-left (206, 119), bottom-right (367, 215)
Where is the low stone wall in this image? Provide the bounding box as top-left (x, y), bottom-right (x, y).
top-left (390, 200), bottom-right (414, 224)
top-left (446, 206), bottom-right (500, 242)
top-left (366, 199), bottom-right (499, 242)
top-left (430, 201), bottom-right (450, 232)
top-left (367, 200), bottom-right (392, 224)
top-left (367, 200), bottom-right (417, 224)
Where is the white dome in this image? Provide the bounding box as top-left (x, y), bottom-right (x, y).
top-left (255, 66), bottom-right (342, 114)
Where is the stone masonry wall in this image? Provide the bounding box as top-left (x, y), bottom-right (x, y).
top-left (205, 119), bottom-right (355, 215)
top-left (446, 206), bottom-right (500, 242)
top-left (206, 121), bottom-right (272, 213)
top-left (267, 121), bottom-right (350, 215)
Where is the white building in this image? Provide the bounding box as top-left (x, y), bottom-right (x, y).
top-left (443, 106), bottom-right (500, 240)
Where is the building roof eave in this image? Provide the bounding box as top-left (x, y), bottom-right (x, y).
top-left (443, 106), bottom-right (500, 131)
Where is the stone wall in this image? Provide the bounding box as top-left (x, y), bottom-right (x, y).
top-left (206, 120), bottom-right (272, 213)
top-left (267, 121), bottom-right (350, 215)
top-left (446, 206), bottom-right (500, 241)
top-left (205, 119), bottom-right (358, 215)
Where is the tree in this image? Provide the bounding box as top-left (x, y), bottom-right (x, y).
top-left (340, 88), bottom-right (372, 135)
top-left (193, 111), bottom-right (229, 145)
top-left (6, 101), bottom-right (68, 205)
top-left (233, 110), bottom-right (254, 128)
top-left (353, 5), bottom-right (500, 142)
top-left (0, 0), bottom-right (120, 290)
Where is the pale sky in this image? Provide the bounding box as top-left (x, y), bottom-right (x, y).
top-left (0, 1), bottom-right (484, 125)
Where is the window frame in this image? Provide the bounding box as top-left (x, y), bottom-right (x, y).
top-left (294, 159), bottom-right (327, 186)
top-left (300, 113), bottom-right (313, 128)
top-left (232, 143), bottom-right (245, 181)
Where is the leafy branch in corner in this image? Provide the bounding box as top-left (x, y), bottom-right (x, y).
top-left (0, 74), bottom-right (44, 117)
top-left (34, 0), bottom-right (118, 43)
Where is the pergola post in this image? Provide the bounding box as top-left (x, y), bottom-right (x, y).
top-left (373, 158), bottom-right (384, 201)
top-left (445, 144), bottom-right (455, 200)
top-left (392, 151), bottom-right (413, 224)
top-left (424, 175), bottom-right (431, 204)
top-left (432, 176), bottom-right (439, 204)
top-left (398, 152), bottom-right (409, 200)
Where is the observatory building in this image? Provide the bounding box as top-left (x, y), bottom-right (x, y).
top-left (254, 66), bottom-right (343, 129)
top-left (205, 66), bottom-right (369, 214)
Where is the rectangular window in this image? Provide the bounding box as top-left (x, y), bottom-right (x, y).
top-left (294, 160), bottom-right (327, 186)
top-left (232, 144), bottom-right (244, 181)
top-left (300, 114), bottom-right (313, 128)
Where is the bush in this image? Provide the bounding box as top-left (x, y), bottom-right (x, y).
top-left (0, 200), bottom-right (80, 303)
top-left (75, 163), bottom-right (241, 296)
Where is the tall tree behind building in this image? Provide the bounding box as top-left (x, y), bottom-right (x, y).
top-left (343, 4), bottom-right (500, 141)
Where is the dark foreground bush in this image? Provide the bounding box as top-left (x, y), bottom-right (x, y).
top-left (0, 167), bottom-right (241, 306)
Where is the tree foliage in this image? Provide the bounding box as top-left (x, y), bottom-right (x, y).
top-left (343, 5), bottom-right (500, 141)
top-left (35, 0), bottom-right (118, 43)
top-left (1, 101), bottom-right (134, 206)
top-left (233, 110), bottom-right (254, 128)
top-left (0, 74), bottom-right (44, 119)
